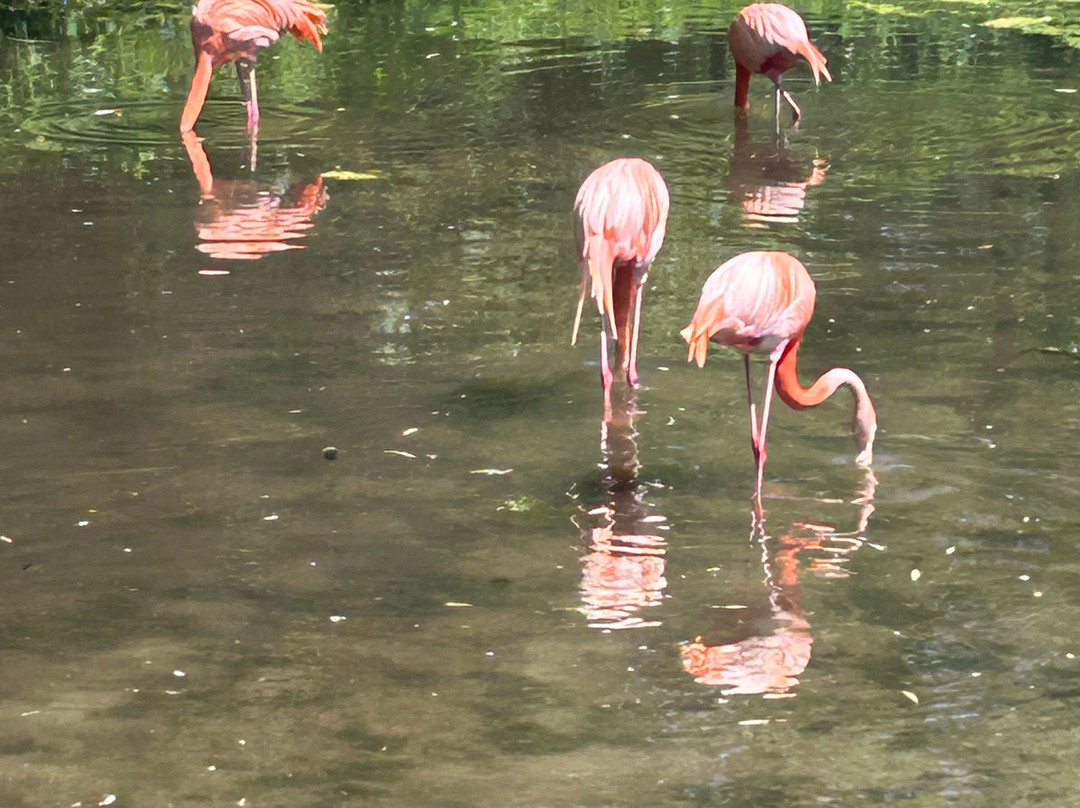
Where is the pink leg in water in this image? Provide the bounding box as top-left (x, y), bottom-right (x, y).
top-left (600, 330), bottom-right (614, 419)
top-left (744, 354), bottom-right (760, 461)
top-left (752, 340), bottom-right (789, 499)
top-left (246, 67), bottom-right (260, 133)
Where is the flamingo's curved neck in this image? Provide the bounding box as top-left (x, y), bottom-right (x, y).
top-left (734, 64), bottom-right (752, 109)
top-left (180, 50), bottom-right (215, 134)
top-left (774, 337), bottom-right (877, 464)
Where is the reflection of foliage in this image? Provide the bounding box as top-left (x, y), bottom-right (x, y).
top-left (847, 0), bottom-right (1080, 48)
top-left (0, 1), bottom-right (183, 41)
top-left (984, 13), bottom-right (1080, 48)
top-left (0, 0), bottom-right (1078, 139)
top-left (0, 0), bottom-right (1079, 49)
top-left (849, 1), bottom-right (924, 17)
top-left (499, 495), bottom-right (541, 512)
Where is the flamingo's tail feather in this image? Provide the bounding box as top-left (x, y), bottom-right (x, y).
top-left (798, 40), bottom-right (831, 86)
top-left (287, 1), bottom-right (329, 51)
top-left (581, 234), bottom-right (618, 340)
top-left (680, 321), bottom-right (711, 368)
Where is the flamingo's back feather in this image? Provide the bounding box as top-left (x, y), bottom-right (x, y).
top-left (729, 3), bottom-right (830, 85)
top-left (682, 251), bottom-right (816, 366)
top-left (193, 0), bottom-right (328, 53)
top-left (573, 158), bottom-right (670, 340)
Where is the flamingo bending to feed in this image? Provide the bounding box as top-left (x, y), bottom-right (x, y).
top-left (180, 0), bottom-right (328, 134)
top-left (728, 3), bottom-right (831, 124)
top-left (681, 251), bottom-right (876, 499)
top-left (572, 157), bottom-right (670, 409)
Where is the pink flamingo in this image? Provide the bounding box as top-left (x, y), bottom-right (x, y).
top-left (681, 251), bottom-right (876, 499)
top-left (180, 0), bottom-right (328, 134)
top-left (728, 3), bottom-right (831, 125)
top-left (572, 158), bottom-right (670, 410)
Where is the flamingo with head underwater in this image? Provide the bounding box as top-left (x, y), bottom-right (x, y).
top-left (180, 0), bottom-right (328, 134)
top-left (728, 3), bottom-right (831, 125)
top-left (681, 251), bottom-right (877, 501)
top-left (572, 157), bottom-right (670, 412)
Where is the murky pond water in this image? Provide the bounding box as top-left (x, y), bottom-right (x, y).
top-left (2, 1), bottom-right (1080, 805)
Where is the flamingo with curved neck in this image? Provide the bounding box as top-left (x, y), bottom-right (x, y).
top-left (728, 3), bottom-right (832, 125)
top-left (180, 0), bottom-right (328, 134)
top-left (681, 251), bottom-right (876, 500)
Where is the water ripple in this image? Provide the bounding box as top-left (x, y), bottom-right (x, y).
top-left (20, 99), bottom-right (328, 149)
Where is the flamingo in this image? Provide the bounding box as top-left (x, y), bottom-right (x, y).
top-left (680, 251), bottom-right (876, 500)
top-left (180, 0), bottom-right (328, 134)
top-left (571, 157), bottom-right (670, 411)
top-left (728, 3), bottom-right (831, 125)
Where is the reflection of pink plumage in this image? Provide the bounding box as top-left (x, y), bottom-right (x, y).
top-left (728, 3), bottom-right (831, 123)
top-left (571, 158), bottom-right (669, 408)
top-left (680, 617), bottom-right (812, 695)
top-left (194, 179), bottom-right (327, 260)
top-left (577, 394), bottom-right (670, 631)
top-left (681, 505), bottom-right (876, 696)
top-left (729, 117), bottom-right (828, 225)
top-left (680, 531), bottom-right (817, 696)
top-left (183, 131), bottom-right (328, 261)
top-left (681, 251), bottom-right (876, 499)
top-left (580, 527), bottom-right (667, 630)
top-left (181, 0), bottom-right (328, 133)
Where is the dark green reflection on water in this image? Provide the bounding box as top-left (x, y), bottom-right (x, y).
top-left (1, 0), bottom-right (1080, 805)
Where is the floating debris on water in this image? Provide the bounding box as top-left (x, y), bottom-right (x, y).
top-left (320, 169), bottom-right (383, 181)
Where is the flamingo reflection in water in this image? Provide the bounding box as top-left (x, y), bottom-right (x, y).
top-left (680, 473), bottom-right (877, 696)
top-left (183, 130), bottom-right (328, 261)
top-left (729, 117), bottom-right (827, 226)
top-left (575, 392), bottom-right (668, 631)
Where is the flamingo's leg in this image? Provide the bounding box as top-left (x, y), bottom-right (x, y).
top-left (744, 354), bottom-right (760, 462)
top-left (754, 340), bottom-right (789, 498)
